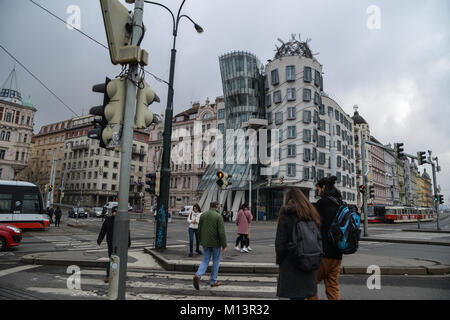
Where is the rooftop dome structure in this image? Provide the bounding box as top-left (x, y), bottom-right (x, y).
top-left (352, 105), bottom-right (368, 125)
top-left (274, 34), bottom-right (315, 59)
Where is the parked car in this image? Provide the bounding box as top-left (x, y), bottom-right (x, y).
top-left (179, 205), bottom-right (193, 217)
top-left (0, 224), bottom-right (22, 251)
top-left (103, 202), bottom-right (133, 212)
top-left (68, 207), bottom-right (88, 218)
top-left (90, 207), bottom-right (104, 218)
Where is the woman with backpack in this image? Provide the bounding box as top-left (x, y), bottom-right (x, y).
top-left (309, 176), bottom-right (343, 300)
top-left (275, 188), bottom-right (321, 300)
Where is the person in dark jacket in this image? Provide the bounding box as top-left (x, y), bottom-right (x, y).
top-left (97, 206), bottom-right (131, 283)
top-left (309, 176), bottom-right (343, 300)
top-left (54, 206), bottom-right (62, 227)
top-left (47, 207), bottom-right (54, 224)
top-left (275, 187), bottom-right (321, 300)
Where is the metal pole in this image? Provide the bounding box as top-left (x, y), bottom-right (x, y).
top-left (430, 160), bottom-right (440, 230)
top-left (249, 165), bottom-right (252, 219)
top-left (111, 0), bottom-right (145, 300)
top-left (361, 137), bottom-right (368, 236)
top-left (155, 12), bottom-right (180, 249)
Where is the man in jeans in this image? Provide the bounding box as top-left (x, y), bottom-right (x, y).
top-left (193, 201), bottom-right (227, 289)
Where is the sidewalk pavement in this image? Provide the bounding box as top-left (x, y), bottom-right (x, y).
top-left (21, 233), bottom-right (450, 276)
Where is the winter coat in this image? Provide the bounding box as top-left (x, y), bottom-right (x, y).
top-left (198, 208), bottom-right (227, 248)
top-left (97, 216), bottom-right (131, 250)
top-left (187, 211), bottom-right (202, 229)
top-left (54, 207), bottom-right (62, 218)
top-left (275, 206), bottom-right (318, 299)
top-left (314, 197), bottom-right (343, 260)
top-left (236, 209), bottom-right (252, 235)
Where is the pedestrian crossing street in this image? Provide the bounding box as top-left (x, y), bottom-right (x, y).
top-left (26, 266), bottom-right (279, 300)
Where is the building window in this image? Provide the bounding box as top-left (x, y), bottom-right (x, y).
top-left (287, 107), bottom-right (296, 120)
top-left (303, 167), bottom-right (310, 180)
top-left (303, 110), bottom-right (311, 124)
top-left (303, 148), bottom-right (311, 162)
top-left (287, 126), bottom-right (296, 139)
top-left (267, 112), bottom-right (272, 125)
top-left (337, 155), bottom-right (342, 168)
top-left (273, 90), bottom-right (282, 104)
top-left (218, 109), bottom-right (225, 119)
top-left (318, 169), bottom-right (325, 180)
top-left (319, 119), bottom-right (326, 131)
top-left (287, 144), bottom-right (296, 157)
top-left (286, 88), bottom-right (296, 101)
top-left (275, 112), bottom-right (283, 125)
top-left (314, 70), bottom-right (321, 87)
top-left (0, 150), bottom-right (5, 159)
top-left (318, 135), bottom-right (326, 148)
top-left (304, 66), bottom-right (312, 82)
top-left (271, 69), bottom-right (279, 85)
top-left (303, 129), bottom-right (311, 142)
top-left (303, 88), bottom-right (311, 101)
top-left (265, 94), bottom-right (272, 107)
top-left (319, 152), bottom-right (326, 165)
top-left (286, 65), bottom-right (296, 82)
top-left (287, 163), bottom-right (296, 177)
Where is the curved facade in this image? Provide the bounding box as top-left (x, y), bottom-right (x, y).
top-left (219, 51), bottom-right (264, 130)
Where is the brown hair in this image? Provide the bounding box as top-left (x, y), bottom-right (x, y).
top-left (278, 188), bottom-right (321, 226)
top-left (193, 203), bottom-right (201, 212)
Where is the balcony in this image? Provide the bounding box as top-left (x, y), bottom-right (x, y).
top-left (72, 143), bottom-right (89, 151)
top-left (132, 147), bottom-right (146, 156)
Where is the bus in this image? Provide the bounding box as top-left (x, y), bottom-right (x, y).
top-left (0, 180), bottom-right (50, 229)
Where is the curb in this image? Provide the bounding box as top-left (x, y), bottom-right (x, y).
top-left (144, 248), bottom-right (450, 275)
top-left (360, 237), bottom-right (450, 247)
top-left (21, 254), bottom-right (107, 268)
top-left (402, 229), bottom-right (450, 234)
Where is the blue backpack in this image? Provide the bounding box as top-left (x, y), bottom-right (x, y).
top-left (327, 197), bottom-right (361, 255)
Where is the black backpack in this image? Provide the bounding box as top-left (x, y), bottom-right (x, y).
top-left (288, 219), bottom-right (323, 272)
top-left (327, 197), bottom-right (361, 255)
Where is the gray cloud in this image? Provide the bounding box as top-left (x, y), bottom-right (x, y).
top-left (0, 0), bottom-right (449, 201)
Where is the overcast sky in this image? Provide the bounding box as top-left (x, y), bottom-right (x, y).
top-left (0, 0), bottom-right (449, 202)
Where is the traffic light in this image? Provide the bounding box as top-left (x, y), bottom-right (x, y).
top-left (439, 195), bottom-right (444, 205)
top-left (145, 172), bottom-right (160, 196)
top-left (48, 185), bottom-right (53, 192)
top-left (88, 77), bottom-right (111, 148)
top-left (434, 195), bottom-right (439, 203)
top-left (135, 79), bottom-right (160, 129)
top-left (369, 185), bottom-right (375, 199)
top-left (359, 185), bottom-right (366, 193)
top-left (417, 151), bottom-right (426, 165)
top-left (216, 171), bottom-right (232, 190)
top-left (394, 143), bottom-right (405, 159)
top-left (102, 77), bottom-right (127, 147)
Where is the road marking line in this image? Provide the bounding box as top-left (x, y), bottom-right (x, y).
top-left (0, 265), bottom-right (41, 278)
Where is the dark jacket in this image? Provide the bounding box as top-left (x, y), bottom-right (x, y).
top-left (97, 216), bottom-right (131, 250)
top-left (275, 206), bottom-right (318, 299)
top-left (198, 209), bottom-right (227, 248)
top-left (54, 207), bottom-right (62, 218)
top-left (314, 197), bottom-right (342, 260)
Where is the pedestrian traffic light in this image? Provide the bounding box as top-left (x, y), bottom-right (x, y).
top-left (394, 143), bottom-right (405, 159)
top-left (359, 185), bottom-right (366, 193)
top-left (48, 185), bottom-right (53, 192)
top-left (439, 195), bottom-right (444, 204)
top-left (102, 77), bottom-right (127, 147)
top-left (145, 172), bottom-right (160, 196)
top-left (369, 185), bottom-right (375, 199)
top-left (417, 151), bottom-right (426, 166)
top-left (88, 77), bottom-right (111, 148)
top-left (434, 195), bottom-right (439, 202)
top-left (135, 79), bottom-right (160, 129)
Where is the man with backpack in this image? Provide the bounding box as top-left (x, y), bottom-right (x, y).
top-left (309, 176), bottom-right (348, 300)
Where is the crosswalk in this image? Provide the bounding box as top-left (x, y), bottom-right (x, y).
top-left (25, 267), bottom-right (279, 300)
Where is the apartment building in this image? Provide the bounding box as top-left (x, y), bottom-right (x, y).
top-left (61, 115), bottom-right (149, 208)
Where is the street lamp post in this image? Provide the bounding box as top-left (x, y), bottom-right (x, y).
top-left (144, 1), bottom-right (203, 249)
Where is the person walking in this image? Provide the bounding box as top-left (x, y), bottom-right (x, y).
top-left (235, 203), bottom-right (252, 253)
top-left (193, 201), bottom-right (227, 290)
top-left (54, 206), bottom-right (62, 227)
top-left (47, 207), bottom-right (54, 224)
top-left (187, 203), bottom-right (203, 257)
top-left (308, 176), bottom-right (343, 300)
top-left (97, 206), bottom-right (131, 283)
top-left (275, 188), bottom-right (321, 300)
